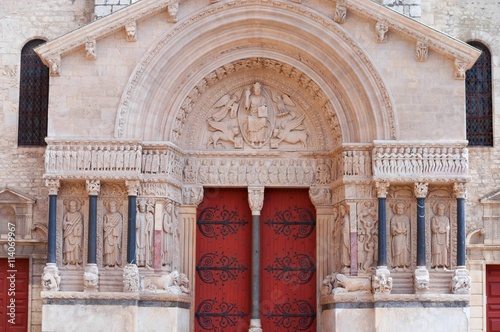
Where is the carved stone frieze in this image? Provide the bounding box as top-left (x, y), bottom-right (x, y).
top-left (372, 142), bottom-right (468, 181)
top-left (357, 201), bottom-right (378, 272)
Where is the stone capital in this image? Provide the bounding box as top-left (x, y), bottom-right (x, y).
top-left (182, 186), bottom-right (204, 206)
top-left (414, 182), bottom-right (428, 198)
top-left (375, 181), bottom-right (390, 198)
top-left (309, 186), bottom-right (332, 207)
top-left (125, 180), bottom-right (141, 196)
top-left (45, 179), bottom-right (61, 195)
top-left (453, 182), bottom-right (467, 199)
top-left (248, 186), bottom-right (265, 214)
top-left (85, 179), bottom-right (101, 196)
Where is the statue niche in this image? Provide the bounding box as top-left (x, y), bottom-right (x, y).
top-left (204, 82), bottom-right (308, 150)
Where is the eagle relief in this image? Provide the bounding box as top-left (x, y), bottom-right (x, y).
top-left (205, 82), bottom-right (308, 149)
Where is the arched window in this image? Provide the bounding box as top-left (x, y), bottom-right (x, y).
top-left (18, 39), bottom-right (49, 146)
top-left (466, 41), bottom-right (493, 147)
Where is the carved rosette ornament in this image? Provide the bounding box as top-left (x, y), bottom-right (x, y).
top-left (86, 179), bottom-right (101, 196)
top-left (42, 263), bottom-right (61, 291)
top-left (453, 182), bottom-right (467, 199)
top-left (182, 186), bottom-right (203, 206)
top-left (123, 264), bottom-right (140, 292)
top-left (248, 187), bottom-right (264, 213)
top-left (125, 180), bottom-right (141, 196)
top-left (46, 179), bottom-right (61, 195)
top-left (375, 181), bottom-right (390, 198)
top-left (309, 186), bottom-right (332, 207)
top-left (375, 21), bottom-right (389, 43)
top-left (414, 182), bottom-right (428, 198)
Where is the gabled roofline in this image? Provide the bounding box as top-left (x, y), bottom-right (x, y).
top-left (35, 0), bottom-right (174, 66)
top-left (0, 187), bottom-right (36, 203)
top-left (34, 0), bottom-right (481, 73)
top-left (345, 0), bottom-right (481, 67)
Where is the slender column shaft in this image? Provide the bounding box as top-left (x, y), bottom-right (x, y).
top-left (48, 194), bottom-right (57, 263)
top-left (377, 197), bottom-right (387, 266)
top-left (87, 195), bottom-right (98, 264)
top-left (127, 195), bottom-right (137, 264)
top-left (457, 197), bottom-right (466, 267)
top-left (416, 197), bottom-right (426, 266)
top-left (251, 214), bottom-right (260, 320)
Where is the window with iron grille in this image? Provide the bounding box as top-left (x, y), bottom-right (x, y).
top-left (466, 41), bottom-right (493, 147)
top-left (18, 39), bottom-right (49, 146)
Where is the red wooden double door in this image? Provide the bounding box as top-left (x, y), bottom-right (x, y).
top-left (195, 188), bottom-right (316, 331)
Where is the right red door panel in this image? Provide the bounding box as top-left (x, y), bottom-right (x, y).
top-left (260, 188), bottom-right (316, 331)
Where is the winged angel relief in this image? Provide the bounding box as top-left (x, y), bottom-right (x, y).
top-left (206, 82), bottom-right (308, 149)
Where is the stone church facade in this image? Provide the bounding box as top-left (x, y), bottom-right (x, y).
top-left (0, 0), bottom-right (498, 331)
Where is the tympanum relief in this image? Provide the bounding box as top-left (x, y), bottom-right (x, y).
top-left (205, 82), bottom-right (308, 150)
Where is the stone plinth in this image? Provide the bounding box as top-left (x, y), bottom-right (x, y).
top-left (321, 293), bottom-right (469, 332)
top-left (41, 291), bottom-right (191, 332)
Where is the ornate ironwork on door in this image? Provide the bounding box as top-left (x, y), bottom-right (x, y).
top-left (195, 189), bottom-right (251, 331)
top-left (261, 189), bottom-right (317, 332)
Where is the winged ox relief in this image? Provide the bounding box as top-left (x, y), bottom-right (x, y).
top-left (205, 82), bottom-right (308, 149)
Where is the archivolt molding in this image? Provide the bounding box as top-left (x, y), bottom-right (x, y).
top-left (114, 0), bottom-right (397, 142)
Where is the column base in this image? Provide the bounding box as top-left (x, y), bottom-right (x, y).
top-left (84, 263), bottom-right (99, 292)
top-left (451, 267), bottom-right (471, 294)
top-left (42, 263), bottom-right (61, 291)
top-left (414, 266), bottom-right (429, 293)
top-left (372, 266), bottom-right (393, 294)
top-left (249, 318), bottom-right (262, 332)
top-left (123, 263), bottom-right (140, 292)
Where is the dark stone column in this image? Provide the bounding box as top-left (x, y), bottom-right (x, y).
top-left (454, 183), bottom-right (467, 267)
top-left (46, 180), bottom-right (60, 264)
top-left (376, 182), bottom-right (390, 267)
top-left (43, 179), bottom-right (62, 292)
top-left (414, 182), bottom-right (429, 293)
top-left (123, 180), bottom-right (141, 293)
top-left (416, 196), bottom-right (426, 267)
top-left (248, 187), bottom-right (264, 332)
top-left (84, 180), bottom-right (100, 292)
top-left (88, 194), bottom-right (98, 264)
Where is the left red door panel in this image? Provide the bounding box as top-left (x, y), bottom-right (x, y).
top-left (195, 188), bottom-right (252, 332)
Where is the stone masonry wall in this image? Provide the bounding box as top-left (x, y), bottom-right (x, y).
top-left (0, 1), bottom-right (94, 331)
top-left (95, 0), bottom-right (137, 19)
top-left (420, 1), bottom-right (500, 331)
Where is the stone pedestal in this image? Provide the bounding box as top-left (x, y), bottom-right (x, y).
top-left (413, 267), bottom-right (429, 293)
top-left (84, 264), bottom-right (99, 292)
top-left (249, 318), bottom-right (263, 332)
top-left (372, 266), bottom-right (392, 294)
top-left (123, 264), bottom-right (140, 292)
top-left (42, 263), bottom-right (61, 291)
top-left (451, 268), bottom-right (471, 294)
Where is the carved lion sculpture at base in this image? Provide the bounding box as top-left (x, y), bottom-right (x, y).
top-left (144, 270), bottom-right (190, 295)
top-left (334, 273), bottom-right (371, 294)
